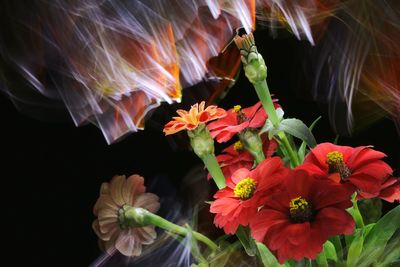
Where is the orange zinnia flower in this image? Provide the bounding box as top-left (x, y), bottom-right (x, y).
top-left (163, 101), bottom-right (226, 135)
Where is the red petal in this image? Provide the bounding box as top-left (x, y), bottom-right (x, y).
top-left (264, 191), bottom-right (291, 212)
top-left (348, 173), bottom-right (383, 195)
top-left (199, 111), bottom-right (210, 122)
top-left (352, 161), bottom-right (393, 180)
top-left (210, 196), bottom-right (239, 215)
top-left (249, 209), bottom-right (288, 242)
top-left (311, 180), bottom-right (354, 209)
top-left (243, 101), bottom-right (262, 118)
top-left (262, 137), bottom-right (278, 158)
top-left (285, 222), bottom-right (311, 246)
top-left (286, 169), bottom-right (314, 200)
top-left (378, 177), bottom-right (400, 202)
top-left (347, 146), bottom-right (386, 167)
top-left (231, 168), bottom-right (251, 184)
top-left (314, 207), bottom-right (355, 237)
top-left (249, 107), bottom-right (267, 128)
top-left (207, 112), bottom-right (237, 130)
top-left (253, 157), bottom-right (288, 191)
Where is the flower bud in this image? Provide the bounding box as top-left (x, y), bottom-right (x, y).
top-left (234, 33), bottom-right (267, 84)
top-left (188, 124), bottom-right (215, 158)
top-left (238, 128), bottom-right (265, 163)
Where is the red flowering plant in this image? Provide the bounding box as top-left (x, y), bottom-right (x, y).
top-left (210, 138), bottom-right (278, 181)
top-left (210, 157), bottom-right (288, 234)
top-left (208, 101), bottom-right (281, 164)
top-left (208, 102), bottom-right (270, 143)
top-left (91, 32), bottom-right (399, 266)
top-left (250, 169), bottom-right (355, 263)
top-left (303, 143), bottom-right (395, 200)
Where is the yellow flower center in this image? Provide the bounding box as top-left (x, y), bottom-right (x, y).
top-left (233, 141), bottom-right (244, 151)
top-left (234, 178), bottom-right (256, 200)
top-left (233, 105), bottom-right (242, 112)
top-left (326, 151), bottom-right (344, 165)
top-left (289, 197), bottom-right (309, 212)
top-left (326, 151), bottom-right (351, 179)
top-left (289, 196), bottom-right (313, 223)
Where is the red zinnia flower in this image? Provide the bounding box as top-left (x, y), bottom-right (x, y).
top-left (212, 138), bottom-right (278, 180)
top-left (210, 157), bottom-right (288, 234)
top-left (211, 140), bottom-right (254, 180)
top-left (250, 169), bottom-right (355, 263)
top-left (303, 143), bottom-right (393, 198)
top-left (367, 176), bottom-right (400, 203)
top-left (207, 101), bottom-right (279, 143)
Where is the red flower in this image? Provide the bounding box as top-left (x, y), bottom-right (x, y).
top-left (211, 141), bottom-right (254, 181)
top-left (207, 101), bottom-right (279, 143)
top-left (250, 169), bottom-right (355, 263)
top-left (303, 143), bottom-right (393, 198)
top-left (212, 138), bottom-right (278, 180)
top-left (210, 157), bottom-right (288, 234)
top-left (365, 176), bottom-right (400, 203)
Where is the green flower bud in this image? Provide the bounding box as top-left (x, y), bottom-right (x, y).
top-left (234, 33), bottom-right (267, 84)
top-left (188, 124), bottom-right (215, 158)
top-left (238, 128), bottom-right (265, 164)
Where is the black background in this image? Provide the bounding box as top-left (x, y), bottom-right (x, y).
top-left (2, 28), bottom-right (399, 267)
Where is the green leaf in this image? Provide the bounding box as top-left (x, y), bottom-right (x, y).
top-left (323, 240), bottom-right (338, 262)
top-left (358, 205), bottom-right (400, 266)
top-left (346, 228), bottom-right (364, 267)
top-left (364, 205), bottom-right (400, 249)
top-left (377, 229), bottom-right (400, 266)
top-left (259, 108), bottom-right (284, 138)
top-left (316, 251), bottom-right (328, 267)
top-left (236, 226), bottom-right (257, 256)
top-left (298, 116), bottom-right (321, 162)
top-left (256, 242), bottom-right (286, 267)
top-left (345, 223), bottom-right (374, 253)
top-left (329, 236), bottom-right (344, 262)
top-left (279, 118), bottom-right (317, 148)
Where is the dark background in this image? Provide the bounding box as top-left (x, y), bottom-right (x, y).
top-left (1, 29), bottom-right (399, 267)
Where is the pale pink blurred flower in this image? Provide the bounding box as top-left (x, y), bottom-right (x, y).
top-left (92, 174), bottom-right (160, 257)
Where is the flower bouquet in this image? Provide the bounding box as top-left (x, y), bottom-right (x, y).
top-left (92, 33), bottom-right (400, 266)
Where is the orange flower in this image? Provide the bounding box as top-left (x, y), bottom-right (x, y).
top-left (163, 101), bottom-right (226, 135)
top-left (92, 174), bottom-right (160, 257)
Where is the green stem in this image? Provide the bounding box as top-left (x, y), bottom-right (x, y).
top-left (141, 208), bottom-right (219, 251)
top-left (252, 150), bottom-right (265, 165)
top-left (253, 80), bottom-right (300, 167)
top-left (351, 194), bottom-right (365, 228)
top-left (202, 153), bottom-right (226, 189)
top-left (254, 80), bottom-right (279, 125)
top-left (278, 132), bottom-right (300, 167)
